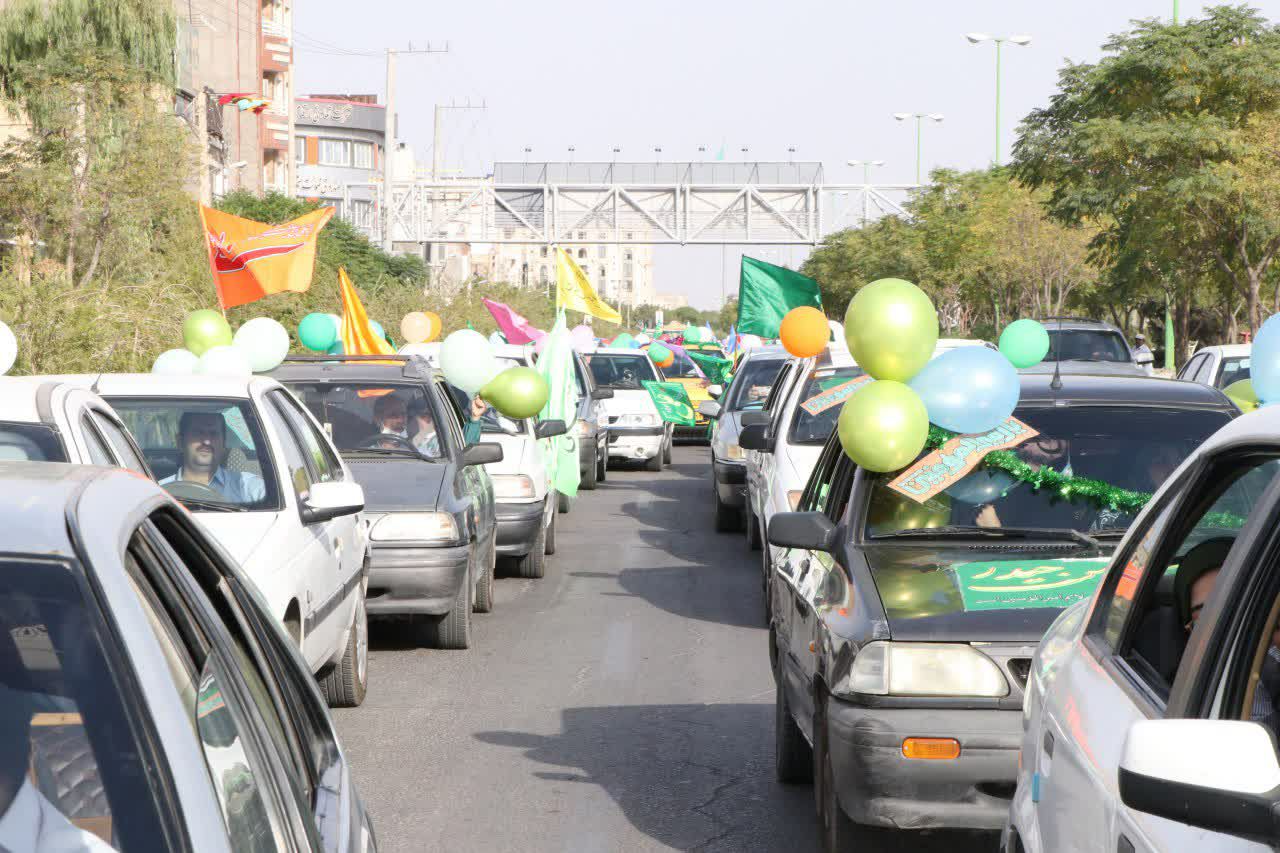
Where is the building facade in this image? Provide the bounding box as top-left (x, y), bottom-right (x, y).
top-left (293, 95), bottom-right (385, 233)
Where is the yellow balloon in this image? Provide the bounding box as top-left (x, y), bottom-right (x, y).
top-left (843, 278), bottom-right (938, 381)
top-left (1224, 378), bottom-right (1259, 413)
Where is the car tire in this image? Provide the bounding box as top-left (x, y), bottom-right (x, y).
top-left (580, 452), bottom-right (599, 490)
top-left (664, 438), bottom-right (673, 465)
top-left (473, 539), bottom-right (495, 614)
top-left (516, 521), bottom-right (547, 579)
top-left (645, 451), bottom-right (663, 472)
top-left (425, 572), bottom-right (472, 649)
top-left (319, 587), bottom-right (368, 708)
top-left (775, 679), bottom-right (813, 784)
top-left (815, 702), bottom-right (871, 853)
top-left (558, 491), bottom-right (571, 514)
top-left (597, 448), bottom-right (607, 482)
top-left (714, 492), bottom-right (741, 532)
top-left (544, 509), bottom-right (557, 555)
top-left (747, 505), bottom-right (762, 551)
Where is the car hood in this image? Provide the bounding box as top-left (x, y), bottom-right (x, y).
top-left (600, 389), bottom-right (658, 416)
top-left (194, 512), bottom-right (281, 570)
top-left (860, 542), bottom-right (1114, 642)
top-left (1019, 360), bottom-right (1144, 376)
top-left (343, 456), bottom-right (447, 511)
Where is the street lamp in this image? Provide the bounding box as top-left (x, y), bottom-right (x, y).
top-left (568, 146), bottom-right (575, 163)
top-left (965, 32), bottom-right (1032, 165)
top-left (892, 113), bottom-right (943, 184)
top-left (523, 146), bottom-right (532, 163)
top-left (848, 159), bottom-right (886, 226)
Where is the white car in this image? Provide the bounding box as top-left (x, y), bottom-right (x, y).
top-left (584, 346), bottom-right (673, 471)
top-left (1177, 343), bottom-right (1251, 390)
top-left (1004, 405), bottom-right (1280, 853)
top-left (89, 374), bottom-right (372, 707)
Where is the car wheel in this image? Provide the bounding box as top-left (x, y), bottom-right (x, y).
top-left (580, 452), bottom-right (599, 490)
top-left (516, 520), bottom-right (547, 579)
top-left (664, 438), bottom-right (673, 464)
top-left (775, 679), bottom-right (813, 784)
top-left (319, 587), bottom-right (368, 708)
top-left (424, 571), bottom-right (472, 649)
top-left (714, 492), bottom-right (742, 532)
top-left (557, 491), bottom-right (571, 514)
top-left (746, 505), bottom-right (762, 551)
top-left (597, 448), bottom-right (608, 482)
top-left (815, 703), bottom-right (871, 852)
top-left (544, 509), bottom-right (557, 555)
top-left (473, 539), bottom-right (495, 614)
top-left (645, 450), bottom-right (663, 472)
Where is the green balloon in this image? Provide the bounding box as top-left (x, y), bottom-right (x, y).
top-left (183, 309), bottom-right (233, 357)
top-left (1224, 378), bottom-right (1259, 413)
top-left (999, 318), bottom-right (1050, 368)
top-left (843, 278), bottom-right (938, 382)
top-left (683, 327), bottom-right (703, 344)
top-left (480, 366), bottom-right (550, 420)
top-left (648, 343), bottom-right (672, 363)
top-left (298, 312), bottom-right (339, 352)
top-left (836, 380), bottom-right (929, 472)
top-left (611, 333), bottom-right (635, 349)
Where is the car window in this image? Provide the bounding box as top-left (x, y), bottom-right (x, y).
top-left (724, 357), bottom-right (784, 412)
top-left (0, 555), bottom-right (173, 851)
top-left (109, 398), bottom-right (280, 512)
top-left (79, 413), bottom-right (115, 466)
top-left (762, 362), bottom-right (794, 414)
top-left (270, 392), bottom-right (342, 483)
top-left (789, 365), bottom-right (868, 446)
top-left (435, 380), bottom-right (468, 450)
top-left (573, 357), bottom-right (588, 397)
top-left (799, 437), bottom-right (842, 514)
top-left (0, 421), bottom-right (66, 462)
top-left (1046, 328), bottom-right (1132, 362)
top-left (259, 397), bottom-right (313, 503)
top-left (586, 353), bottom-right (659, 390)
top-left (1178, 354), bottom-right (1206, 382)
top-left (88, 411), bottom-right (149, 475)
top-left (1217, 356), bottom-right (1251, 389)
top-left (1193, 355), bottom-right (1218, 386)
top-left (277, 381), bottom-right (443, 459)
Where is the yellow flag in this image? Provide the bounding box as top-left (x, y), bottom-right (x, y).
top-left (556, 248), bottom-right (622, 324)
top-left (338, 267), bottom-right (396, 357)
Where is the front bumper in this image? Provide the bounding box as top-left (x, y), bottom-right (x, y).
top-left (496, 498), bottom-right (546, 556)
top-left (712, 457), bottom-right (747, 506)
top-left (605, 425), bottom-right (663, 460)
top-left (827, 697), bottom-right (1020, 831)
top-left (366, 543), bottom-right (470, 616)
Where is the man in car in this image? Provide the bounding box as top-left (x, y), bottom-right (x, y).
top-left (161, 412), bottom-right (266, 504)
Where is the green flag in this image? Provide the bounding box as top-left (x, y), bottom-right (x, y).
top-left (535, 311), bottom-right (581, 498)
top-left (642, 380), bottom-right (697, 426)
top-left (737, 256), bottom-right (822, 338)
top-left (687, 352), bottom-right (733, 386)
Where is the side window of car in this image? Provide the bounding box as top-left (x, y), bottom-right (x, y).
top-left (823, 454), bottom-right (857, 524)
top-left (1178, 354), bottom-right (1205, 382)
top-left (435, 381), bottom-right (467, 450)
top-left (79, 413), bottom-right (115, 466)
top-left (1194, 355), bottom-right (1218, 386)
top-left (763, 363), bottom-right (793, 413)
top-left (88, 410), bottom-right (149, 474)
top-left (273, 392), bottom-right (341, 483)
top-left (260, 397), bottom-right (313, 503)
top-left (799, 436), bottom-right (841, 512)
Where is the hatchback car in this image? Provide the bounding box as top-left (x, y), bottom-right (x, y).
top-left (270, 355), bottom-right (502, 650)
top-left (585, 347), bottom-right (673, 470)
top-left (1177, 343), bottom-right (1252, 390)
top-left (764, 374), bottom-right (1236, 850)
top-left (0, 462), bottom-right (374, 852)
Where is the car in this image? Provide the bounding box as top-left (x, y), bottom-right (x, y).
top-left (664, 342), bottom-right (726, 442)
top-left (1020, 317), bottom-right (1150, 376)
top-left (0, 461), bottom-right (375, 852)
top-left (569, 348), bottom-right (613, 489)
top-left (585, 346), bottom-right (674, 471)
top-left (1003, 404), bottom-right (1280, 853)
top-left (0, 376), bottom-right (152, 475)
top-left (1177, 342), bottom-right (1251, 390)
top-left (763, 373), bottom-right (1236, 850)
top-left (699, 345), bottom-right (788, 531)
top-left (88, 374), bottom-right (372, 706)
top-left (269, 355), bottom-right (502, 650)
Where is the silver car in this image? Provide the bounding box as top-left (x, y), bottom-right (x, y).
top-left (0, 462), bottom-right (374, 852)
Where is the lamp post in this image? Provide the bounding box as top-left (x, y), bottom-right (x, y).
top-left (965, 33), bottom-right (1032, 166)
top-left (892, 113), bottom-right (943, 184)
top-left (568, 146), bottom-right (575, 164)
top-left (847, 159), bottom-right (885, 226)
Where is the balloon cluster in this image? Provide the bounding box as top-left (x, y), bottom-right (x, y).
top-left (834, 278), bottom-right (1046, 472)
top-left (153, 310), bottom-right (290, 377)
top-left (401, 311), bottom-right (442, 345)
top-left (438, 329), bottom-right (550, 420)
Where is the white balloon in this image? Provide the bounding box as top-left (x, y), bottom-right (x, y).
top-left (827, 319), bottom-right (844, 343)
top-left (738, 334), bottom-right (763, 350)
top-left (634, 333), bottom-right (651, 346)
top-left (196, 345), bottom-right (252, 377)
top-left (232, 317), bottom-right (291, 372)
top-left (439, 329), bottom-right (499, 394)
top-left (0, 321), bottom-right (17, 375)
top-left (152, 348), bottom-right (199, 376)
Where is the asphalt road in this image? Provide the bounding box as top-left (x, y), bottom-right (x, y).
top-left (333, 446), bottom-right (996, 853)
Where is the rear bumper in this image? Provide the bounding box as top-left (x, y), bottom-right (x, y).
top-left (606, 425), bottom-right (663, 460)
top-left (675, 422), bottom-right (710, 439)
top-left (496, 498), bottom-right (546, 556)
top-left (366, 543), bottom-right (469, 616)
top-left (827, 697), bottom-right (1020, 831)
top-left (713, 458), bottom-right (747, 506)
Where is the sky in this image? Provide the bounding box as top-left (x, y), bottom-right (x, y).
top-left (294, 0), bottom-right (1280, 310)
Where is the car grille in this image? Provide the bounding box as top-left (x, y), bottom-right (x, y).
top-left (1007, 658), bottom-right (1032, 689)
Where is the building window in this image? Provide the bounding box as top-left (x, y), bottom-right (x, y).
top-left (597, 245), bottom-right (607, 258)
top-left (599, 267), bottom-right (607, 282)
top-left (577, 249), bottom-right (587, 259)
top-left (353, 141), bottom-right (373, 169)
top-left (539, 266), bottom-right (549, 283)
top-left (625, 232), bottom-right (634, 239)
top-left (318, 139), bottom-right (351, 167)
top-left (321, 198), bottom-right (344, 217)
top-left (624, 250), bottom-right (633, 261)
top-left (294, 136), bottom-right (305, 164)
top-left (576, 231), bottom-right (586, 239)
top-left (624, 262), bottom-right (634, 277)
top-left (539, 246), bottom-right (548, 257)
top-left (349, 199), bottom-right (374, 229)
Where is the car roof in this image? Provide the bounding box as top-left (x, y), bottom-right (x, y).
top-left (0, 377), bottom-right (65, 424)
top-left (1038, 317), bottom-right (1127, 334)
top-left (1017, 373), bottom-right (1235, 410)
top-left (46, 373), bottom-right (279, 399)
top-left (586, 347), bottom-right (648, 356)
top-left (737, 345), bottom-right (789, 363)
top-left (936, 338), bottom-right (992, 349)
top-left (268, 355), bottom-right (439, 384)
top-left (1194, 344), bottom-right (1251, 358)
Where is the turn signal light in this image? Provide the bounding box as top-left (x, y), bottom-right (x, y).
top-left (901, 738), bottom-right (961, 760)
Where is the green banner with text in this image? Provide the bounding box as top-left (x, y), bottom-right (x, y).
top-left (642, 380), bottom-right (697, 426)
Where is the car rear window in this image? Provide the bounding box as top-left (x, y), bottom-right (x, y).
top-left (278, 381), bottom-right (446, 458)
top-left (1217, 356), bottom-right (1251, 388)
top-left (587, 354), bottom-right (659, 389)
top-left (0, 421), bottom-right (66, 462)
top-left (1046, 329), bottom-right (1132, 363)
top-left (725, 358), bottom-right (784, 412)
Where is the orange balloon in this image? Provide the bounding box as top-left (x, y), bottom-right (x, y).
top-left (655, 352), bottom-right (674, 368)
top-left (779, 306), bottom-right (829, 358)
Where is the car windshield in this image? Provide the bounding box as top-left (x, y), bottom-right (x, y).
top-left (0, 422), bottom-right (66, 462)
top-left (1217, 356), bottom-right (1251, 388)
top-left (587, 354), bottom-right (659, 390)
top-left (110, 398), bottom-right (281, 511)
top-left (277, 381), bottom-right (446, 457)
top-left (1, 558), bottom-right (168, 850)
top-left (724, 357), bottom-right (785, 412)
top-left (663, 351), bottom-right (703, 379)
top-left (789, 366), bottom-right (868, 445)
top-left (865, 405), bottom-right (1233, 539)
top-left (1046, 329), bottom-right (1132, 362)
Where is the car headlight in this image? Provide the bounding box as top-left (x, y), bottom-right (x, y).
top-left (724, 443), bottom-right (744, 461)
top-left (492, 474), bottom-right (537, 499)
top-left (619, 413), bottom-right (658, 427)
top-left (842, 641), bottom-right (1009, 698)
top-left (371, 512), bottom-right (459, 542)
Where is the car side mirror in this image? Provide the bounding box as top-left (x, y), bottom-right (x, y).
top-left (768, 511), bottom-right (836, 552)
top-left (591, 387), bottom-right (614, 400)
top-left (740, 410), bottom-right (769, 427)
top-left (463, 442), bottom-right (504, 466)
top-left (1119, 719), bottom-right (1280, 842)
top-left (535, 419), bottom-right (567, 439)
top-left (707, 384), bottom-right (724, 399)
top-left (301, 481), bottom-right (365, 524)
top-left (738, 422), bottom-right (770, 452)
top-left (698, 400), bottom-right (722, 420)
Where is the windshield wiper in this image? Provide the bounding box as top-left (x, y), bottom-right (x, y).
top-left (874, 525), bottom-right (1099, 548)
top-left (1090, 526), bottom-right (1131, 539)
top-left (178, 498), bottom-right (248, 513)
top-left (344, 447), bottom-right (422, 458)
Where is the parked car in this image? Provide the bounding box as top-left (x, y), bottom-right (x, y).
top-left (585, 346), bottom-right (673, 471)
top-left (1177, 342), bottom-right (1252, 390)
top-left (699, 345), bottom-right (788, 531)
top-left (1005, 405), bottom-right (1280, 853)
top-left (0, 461), bottom-right (375, 851)
top-left (1021, 317), bottom-right (1149, 376)
top-left (0, 376), bottom-right (152, 475)
top-left (764, 373), bottom-right (1235, 850)
top-left (664, 342), bottom-right (726, 442)
top-left (88, 374), bottom-right (371, 706)
top-left (269, 355), bottom-right (502, 650)
top-left (570, 348), bottom-right (613, 489)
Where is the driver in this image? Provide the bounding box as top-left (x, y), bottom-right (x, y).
top-left (161, 412), bottom-right (265, 503)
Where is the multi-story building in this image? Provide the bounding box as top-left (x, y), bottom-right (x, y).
top-left (292, 94), bottom-right (385, 234)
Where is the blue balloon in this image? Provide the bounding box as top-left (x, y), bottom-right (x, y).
top-left (1251, 314), bottom-right (1280, 404)
top-left (327, 341), bottom-right (345, 355)
top-left (945, 469), bottom-right (1018, 505)
top-left (909, 346), bottom-right (1020, 434)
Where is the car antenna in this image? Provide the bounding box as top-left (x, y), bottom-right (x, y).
top-left (1049, 317), bottom-right (1063, 391)
top-left (90, 372), bottom-right (103, 395)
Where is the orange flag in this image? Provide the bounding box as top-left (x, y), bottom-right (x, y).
top-left (199, 205), bottom-right (334, 309)
top-left (338, 268), bottom-right (396, 356)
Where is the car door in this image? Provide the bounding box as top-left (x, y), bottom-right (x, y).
top-left (436, 378), bottom-right (493, 553)
top-left (748, 361), bottom-right (794, 518)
